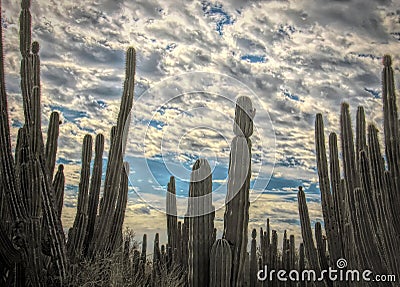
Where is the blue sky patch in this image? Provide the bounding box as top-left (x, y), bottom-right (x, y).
top-left (281, 88), bottom-right (302, 102)
top-left (241, 55), bottom-right (267, 63)
top-left (96, 100), bottom-right (107, 109)
top-left (49, 105), bottom-right (89, 123)
top-left (202, 1), bottom-right (234, 35)
top-left (11, 119), bottom-right (23, 128)
top-left (364, 87), bottom-right (380, 99)
top-left (136, 118), bottom-right (167, 130)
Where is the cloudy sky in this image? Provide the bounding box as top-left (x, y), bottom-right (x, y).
top-left (2, 0), bottom-right (400, 247)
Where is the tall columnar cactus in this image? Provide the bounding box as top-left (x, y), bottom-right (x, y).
top-left (89, 47), bottom-right (136, 257)
top-left (67, 134), bottom-right (93, 258)
top-left (166, 176), bottom-right (178, 258)
top-left (355, 106), bottom-right (366, 165)
top-left (270, 230), bottom-right (278, 282)
top-left (367, 124), bottom-right (399, 274)
top-left (382, 55), bottom-right (400, 193)
top-left (315, 222), bottom-right (328, 271)
top-left (328, 132), bottom-right (345, 250)
top-left (182, 218), bottom-right (189, 270)
top-left (0, 1), bottom-right (27, 225)
top-left (187, 158), bottom-right (215, 287)
top-left (83, 133), bottom-right (104, 255)
top-left (141, 233), bottom-right (147, 267)
top-left (382, 55), bottom-right (400, 244)
top-left (223, 96), bottom-right (255, 287)
top-left (249, 229), bottom-right (257, 287)
top-left (45, 111), bottom-right (60, 181)
top-left (299, 243), bottom-right (305, 287)
top-left (108, 162), bottom-right (129, 253)
top-left (152, 233), bottom-right (161, 285)
top-left (209, 239), bottom-right (232, 287)
top-left (52, 164), bottom-right (65, 218)
top-left (289, 235), bottom-right (295, 274)
top-left (0, 0), bottom-right (141, 284)
top-left (303, 56), bottom-right (400, 283)
top-left (297, 187), bottom-right (320, 273)
top-left (315, 114), bottom-right (342, 264)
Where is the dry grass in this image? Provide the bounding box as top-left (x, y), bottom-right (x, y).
top-left (65, 228), bottom-right (186, 286)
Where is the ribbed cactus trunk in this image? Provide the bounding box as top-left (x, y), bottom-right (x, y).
top-left (209, 239), bottom-right (232, 287)
top-left (108, 162), bottom-right (129, 253)
top-left (297, 187), bottom-right (320, 274)
top-left (315, 114), bottom-right (342, 264)
top-left (166, 176), bottom-right (178, 261)
top-left (187, 159), bottom-right (215, 287)
top-left (152, 233), bottom-right (161, 286)
top-left (303, 56), bottom-right (400, 286)
top-left (88, 47), bottom-right (136, 257)
top-left (52, 165), bottom-right (65, 219)
top-left (382, 55), bottom-right (400, 242)
top-left (67, 135), bottom-right (93, 259)
top-left (83, 133), bottom-right (104, 255)
top-left (223, 96), bottom-right (255, 287)
top-left (249, 229), bottom-right (257, 287)
top-left (45, 111), bottom-right (60, 181)
top-left (140, 233), bottom-right (147, 273)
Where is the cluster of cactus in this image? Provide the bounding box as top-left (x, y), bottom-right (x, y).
top-left (298, 55), bottom-right (400, 286)
top-left (164, 96), bottom-right (259, 286)
top-left (0, 1), bottom-right (137, 285)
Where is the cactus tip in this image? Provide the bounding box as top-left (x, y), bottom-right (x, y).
top-left (32, 41), bottom-right (40, 54)
top-left (58, 164), bottom-right (64, 172)
top-left (251, 229), bottom-right (257, 239)
top-left (21, 0), bottom-right (31, 9)
top-left (383, 55), bottom-right (392, 67)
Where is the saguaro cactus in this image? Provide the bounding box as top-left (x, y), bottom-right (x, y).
top-left (223, 96), bottom-right (255, 287)
top-left (187, 158), bottom-right (215, 287)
